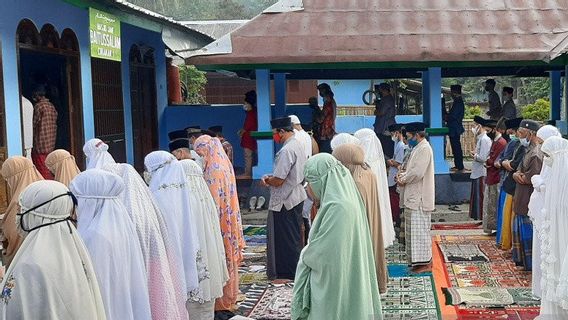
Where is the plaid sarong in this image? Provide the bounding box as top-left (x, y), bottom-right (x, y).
top-left (512, 214), bottom-right (533, 271)
top-left (469, 177), bottom-right (485, 220)
top-left (483, 184), bottom-right (500, 233)
top-left (405, 208), bottom-right (432, 266)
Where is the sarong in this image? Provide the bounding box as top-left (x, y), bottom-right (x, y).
top-left (399, 208), bottom-right (405, 245)
top-left (469, 177), bottom-right (485, 220)
top-left (512, 214), bottom-right (533, 271)
top-left (482, 183), bottom-right (500, 233)
top-left (31, 151), bottom-right (53, 179)
top-left (389, 186), bottom-right (401, 227)
top-left (499, 194), bottom-right (514, 250)
top-left (266, 202), bottom-right (304, 280)
top-left (495, 187), bottom-right (507, 245)
top-left (405, 208), bottom-right (432, 266)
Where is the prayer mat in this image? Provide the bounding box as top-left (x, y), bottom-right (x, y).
top-left (443, 287), bottom-right (514, 307)
top-left (243, 225), bottom-right (267, 236)
top-left (236, 284), bottom-right (268, 316)
top-left (381, 276), bottom-right (440, 317)
top-left (456, 307), bottom-right (540, 319)
top-left (247, 284), bottom-right (293, 319)
top-left (386, 242), bottom-right (407, 264)
top-left (507, 288), bottom-right (540, 306)
top-left (438, 243), bottom-right (489, 262)
top-left (446, 263), bottom-right (531, 288)
top-left (382, 309), bottom-right (439, 319)
top-left (431, 222), bottom-right (482, 230)
top-left (239, 272), bottom-right (268, 285)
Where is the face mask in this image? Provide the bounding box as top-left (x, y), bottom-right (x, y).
top-left (243, 105), bottom-right (249, 111)
top-left (391, 136), bottom-right (399, 143)
top-left (273, 132), bottom-right (282, 144)
top-left (509, 134), bottom-right (517, 140)
top-left (544, 156), bottom-right (554, 167)
top-left (408, 138), bottom-right (418, 148)
top-left (471, 126), bottom-right (479, 135)
top-left (17, 192), bottom-right (77, 233)
top-left (520, 137), bottom-right (530, 147)
top-left (487, 131), bottom-right (496, 140)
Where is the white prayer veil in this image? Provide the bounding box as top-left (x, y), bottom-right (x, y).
top-left (331, 133), bottom-right (360, 151)
top-left (0, 180), bottom-right (106, 320)
top-left (69, 170), bottom-right (151, 320)
top-left (83, 138), bottom-right (116, 169)
top-left (354, 128), bottom-right (396, 248)
top-left (102, 163), bottom-right (187, 319)
top-left (144, 151), bottom-right (201, 300)
top-left (539, 137), bottom-right (568, 308)
top-left (179, 159), bottom-right (229, 302)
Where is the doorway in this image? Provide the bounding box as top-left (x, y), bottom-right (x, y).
top-left (129, 45), bottom-right (158, 172)
top-left (91, 58), bottom-right (127, 163)
top-left (16, 20), bottom-right (84, 168)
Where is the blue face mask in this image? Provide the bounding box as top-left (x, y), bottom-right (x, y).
top-left (408, 138), bottom-right (418, 148)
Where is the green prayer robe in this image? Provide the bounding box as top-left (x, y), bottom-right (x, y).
top-left (292, 153), bottom-right (383, 320)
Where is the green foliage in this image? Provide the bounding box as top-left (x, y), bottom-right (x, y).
top-left (521, 99), bottom-right (550, 122)
top-left (179, 65), bottom-right (207, 104)
top-left (126, 0), bottom-right (278, 20)
top-left (464, 105), bottom-right (483, 120)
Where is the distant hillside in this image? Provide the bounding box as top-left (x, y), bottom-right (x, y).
top-left (127, 0), bottom-right (278, 20)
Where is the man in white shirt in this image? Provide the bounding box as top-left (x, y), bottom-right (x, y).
top-left (387, 123), bottom-right (408, 227)
top-left (21, 96), bottom-right (34, 159)
top-left (469, 116), bottom-right (493, 220)
top-left (289, 115), bottom-right (312, 159)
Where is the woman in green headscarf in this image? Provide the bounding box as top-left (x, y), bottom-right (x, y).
top-left (291, 153), bottom-right (383, 320)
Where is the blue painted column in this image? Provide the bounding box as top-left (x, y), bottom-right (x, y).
top-left (253, 69), bottom-right (274, 179)
top-left (550, 71), bottom-right (562, 121)
top-left (273, 73), bottom-right (287, 118)
top-left (423, 67), bottom-right (449, 174)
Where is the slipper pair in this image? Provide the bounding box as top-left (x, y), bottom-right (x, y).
top-left (249, 196), bottom-right (266, 211)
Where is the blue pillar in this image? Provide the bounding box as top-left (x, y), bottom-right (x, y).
top-left (253, 69), bottom-right (274, 179)
top-left (274, 73), bottom-right (287, 118)
top-left (423, 67), bottom-right (449, 174)
top-left (550, 71), bottom-right (562, 121)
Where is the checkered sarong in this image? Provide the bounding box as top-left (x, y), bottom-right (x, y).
top-left (405, 208), bottom-right (432, 266)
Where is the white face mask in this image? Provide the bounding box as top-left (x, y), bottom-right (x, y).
top-left (243, 105), bottom-right (250, 111)
top-left (520, 137), bottom-right (530, 147)
top-left (471, 126), bottom-right (479, 135)
top-left (391, 135), bottom-right (399, 142)
top-left (544, 156), bottom-right (553, 167)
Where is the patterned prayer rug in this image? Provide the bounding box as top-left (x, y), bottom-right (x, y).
top-left (381, 276), bottom-right (440, 318)
top-left (438, 243), bottom-right (490, 262)
top-left (236, 284), bottom-right (268, 316)
top-left (443, 287), bottom-right (514, 307)
top-left (247, 284), bottom-right (293, 319)
top-left (431, 222), bottom-right (482, 230)
top-left (456, 307), bottom-right (540, 319)
top-left (386, 242), bottom-right (407, 264)
top-left (447, 262), bottom-right (532, 288)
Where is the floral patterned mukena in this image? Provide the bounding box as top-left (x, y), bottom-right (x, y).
top-left (1, 275), bottom-right (15, 303)
top-left (194, 135), bottom-right (245, 311)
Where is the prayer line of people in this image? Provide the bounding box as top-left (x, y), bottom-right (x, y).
top-left (0, 137), bottom-right (244, 320)
top-left (467, 115), bottom-right (568, 318)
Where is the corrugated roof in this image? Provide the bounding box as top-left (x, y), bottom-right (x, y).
top-left (181, 20), bottom-right (248, 41)
top-left (187, 0), bottom-right (568, 67)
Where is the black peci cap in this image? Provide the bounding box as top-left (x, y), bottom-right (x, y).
top-left (519, 119), bottom-right (541, 132)
top-left (270, 117), bottom-right (292, 129)
top-left (403, 122), bottom-right (426, 133)
top-left (505, 117), bottom-right (523, 130)
top-left (169, 139), bottom-right (189, 152)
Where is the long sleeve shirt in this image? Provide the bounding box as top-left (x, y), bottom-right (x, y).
top-left (513, 143), bottom-right (544, 215)
top-left (470, 133), bottom-right (492, 180)
top-left (485, 135), bottom-right (507, 185)
top-left (502, 99), bottom-right (517, 119)
top-left (374, 95), bottom-right (396, 135)
top-left (446, 97), bottom-right (465, 137)
top-left (486, 90), bottom-right (503, 120)
top-left (399, 139), bottom-right (435, 212)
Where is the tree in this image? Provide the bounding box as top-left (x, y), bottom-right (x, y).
top-left (521, 99), bottom-right (550, 122)
top-left (179, 65), bottom-right (207, 104)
